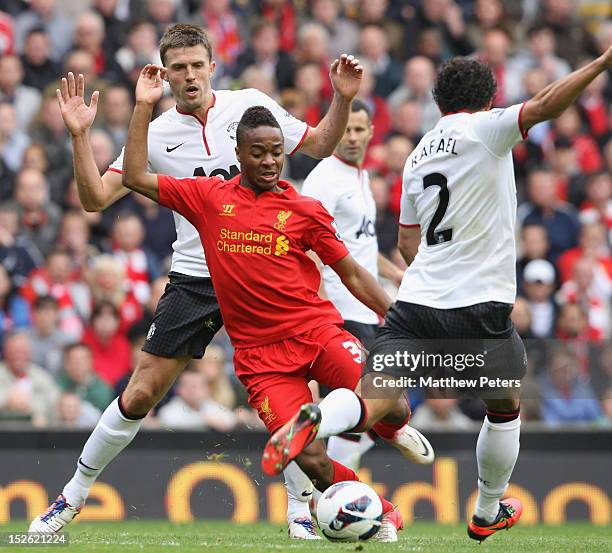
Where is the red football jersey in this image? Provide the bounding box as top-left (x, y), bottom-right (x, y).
top-left (158, 174), bottom-right (349, 347)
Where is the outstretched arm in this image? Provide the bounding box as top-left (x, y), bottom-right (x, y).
top-left (330, 254), bottom-right (392, 318)
top-left (521, 44), bottom-right (612, 130)
top-left (298, 54), bottom-right (363, 158)
top-left (57, 72), bottom-right (128, 211)
top-left (122, 65), bottom-right (165, 201)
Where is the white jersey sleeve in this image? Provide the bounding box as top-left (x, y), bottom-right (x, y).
top-left (108, 145), bottom-right (153, 173)
top-left (245, 89), bottom-right (309, 155)
top-left (399, 178), bottom-right (419, 226)
top-left (471, 103), bottom-right (527, 157)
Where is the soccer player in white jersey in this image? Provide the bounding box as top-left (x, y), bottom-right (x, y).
top-left (30, 23), bottom-right (365, 539)
top-left (301, 100), bottom-right (406, 473)
top-left (263, 45), bottom-right (612, 542)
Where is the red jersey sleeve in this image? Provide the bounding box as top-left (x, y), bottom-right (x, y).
top-left (302, 201), bottom-right (349, 265)
top-left (157, 175), bottom-right (218, 223)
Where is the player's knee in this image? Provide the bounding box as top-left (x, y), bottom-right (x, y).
top-left (121, 382), bottom-right (157, 416)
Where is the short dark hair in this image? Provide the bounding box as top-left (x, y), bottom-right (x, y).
top-left (33, 295), bottom-right (59, 311)
top-left (236, 106), bottom-right (282, 146)
top-left (92, 300), bottom-right (120, 321)
top-left (351, 99), bottom-right (372, 120)
top-left (159, 24), bottom-right (213, 65)
top-left (433, 57), bottom-right (497, 115)
top-left (64, 342), bottom-right (91, 358)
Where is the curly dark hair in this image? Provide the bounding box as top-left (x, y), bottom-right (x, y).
top-left (236, 106), bottom-right (282, 146)
top-left (432, 57), bottom-right (497, 115)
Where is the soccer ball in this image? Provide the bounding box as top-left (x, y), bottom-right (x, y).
top-left (316, 481), bottom-right (383, 542)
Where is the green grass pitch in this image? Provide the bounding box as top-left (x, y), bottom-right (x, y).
top-left (2, 521), bottom-right (611, 552)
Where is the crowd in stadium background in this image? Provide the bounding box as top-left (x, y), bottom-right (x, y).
top-left (0, 0), bottom-right (610, 431)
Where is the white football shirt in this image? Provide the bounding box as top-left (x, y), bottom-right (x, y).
top-left (109, 88), bottom-right (308, 278)
top-left (301, 155), bottom-right (379, 324)
top-left (397, 103), bottom-right (527, 308)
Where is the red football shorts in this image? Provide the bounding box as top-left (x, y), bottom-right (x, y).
top-left (234, 324), bottom-right (364, 433)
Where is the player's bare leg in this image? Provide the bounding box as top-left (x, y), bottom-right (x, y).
top-left (467, 392), bottom-right (523, 541)
top-left (29, 353), bottom-right (190, 533)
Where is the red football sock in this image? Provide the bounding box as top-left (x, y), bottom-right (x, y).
top-left (379, 495), bottom-right (395, 514)
top-left (331, 460), bottom-right (359, 484)
top-left (372, 406), bottom-right (411, 440)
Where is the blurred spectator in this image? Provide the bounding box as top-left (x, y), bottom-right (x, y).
top-left (519, 169), bottom-right (581, 262)
top-left (0, 332), bottom-right (60, 427)
top-left (294, 63), bottom-right (326, 127)
top-left (29, 93), bottom-right (73, 191)
top-left (477, 27), bottom-right (519, 106)
top-left (22, 143), bottom-right (65, 205)
top-left (127, 275), bottom-right (167, 340)
top-left (510, 25), bottom-right (571, 94)
top-left (390, 99), bottom-right (423, 143)
top-left (57, 210), bottom-right (99, 277)
top-left (0, 55), bottom-right (42, 132)
top-left (403, 0), bottom-right (473, 61)
top-left (87, 255), bottom-right (143, 333)
top-left (598, 386), bottom-right (612, 427)
top-left (557, 302), bottom-right (590, 341)
top-left (92, 0), bottom-right (127, 59)
top-left (24, 295), bottom-right (71, 376)
top-left (90, 129), bottom-right (116, 176)
top-left (578, 62), bottom-right (609, 139)
top-left (411, 396), bottom-right (476, 431)
top-left (52, 392), bottom-right (101, 429)
top-left (549, 105), bottom-right (603, 173)
top-left (239, 65), bottom-right (277, 98)
top-left (126, 192), bottom-right (175, 263)
top-left (517, 223), bottom-right (552, 293)
top-left (20, 248), bottom-right (90, 340)
top-left (546, 136), bottom-right (585, 206)
top-left (191, 344), bottom-right (236, 409)
top-left (233, 19), bottom-right (294, 92)
top-left (72, 11), bottom-right (125, 82)
top-left (192, 0), bottom-right (244, 72)
top-left (387, 56), bottom-right (439, 134)
top-left (0, 203), bottom-right (43, 286)
top-left (158, 369), bottom-right (237, 431)
top-left (534, 0), bottom-right (599, 67)
top-left (82, 300), bottom-right (131, 387)
top-left (355, 60), bottom-right (390, 145)
top-left (144, 0), bottom-right (185, 40)
top-left (14, 0), bottom-right (73, 62)
top-left (579, 172), bottom-right (612, 241)
top-left (557, 257), bottom-right (611, 340)
top-left (370, 174), bottom-right (397, 256)
top-left (0, 101), bottom-right (30, 173)
top-left (115, 21), bottom-right (160, 77)
top-left (0, 264), bottom-right (30, 347)
top-left (308, 0), bottom-right (359, 60)
top-left (95, 84), bottom-right (131, 156)
top-left (0, 11), bottom-right (15, 56)
top-left (358, 0), bottom-right (404, 60)
top-left (279, 88), bottom-right (320, 181)
top-left (557, 222), bottom-right (612, 283)
top-left (259, 0), bottom-right (297, 53)
top-left (358, 24), bottom-right (402, 99)
top-left (538, 347), bottom-right (601, 424)
top-left (110, 213), bottom-right (160, 305)
top-left (20, 28), bottom-right (61, 92)
top-left (379, 135), bottom-right (413, 215)
top-left (57, 342), bottom-right (114, 412)
top-left (466, 0), bottom-right (513, 50)
top-left (522, 259), bottom-right (559, 339)
top-left (295, 23), bottom-right (331, 101)
top-left (10, 168), bottom-right (62, 255)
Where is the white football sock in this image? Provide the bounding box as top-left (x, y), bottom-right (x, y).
top-left (326, 432), bottom-right (375, 471)
top-left (284, 461), bottom-right (313, 521)
top-left (62, 398), bottom-right (144, 506)
top-left (474, 415), bottom-right (521, 523)
top-left (316, 389), bottom-right (362, 439)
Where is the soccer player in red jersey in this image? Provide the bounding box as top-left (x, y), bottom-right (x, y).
top-left (122, 64), bottom-right (435, 542)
